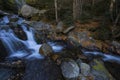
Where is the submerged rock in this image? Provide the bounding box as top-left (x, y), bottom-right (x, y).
top-left (61, 59), bottom-right (79, 79)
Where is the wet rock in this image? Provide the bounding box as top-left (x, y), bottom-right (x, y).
top-left (0, 68), bottom-right (16, 80)
top-left (104, 62), bottom-right (120, 80)
top-left (39, 43), bottom-right (53, 57)
top-left (20, 4), bottom-right (47, 17)
top-left (0, 60), bottom-right (24, 69)
top-left (23, 59), bottom-right (63, 80)
top-left (91, 59), bottom-right (114, 80)
top-left (61, 59), bottom-right (79, 79)
top-left (9, 23), bottom-right (27, 40)
top-left (0, 39), bottom-right (8, 60)
top-left (0, 10), bottom-right (9, 16)
top-left (80, 63), bottom-right (90, 76)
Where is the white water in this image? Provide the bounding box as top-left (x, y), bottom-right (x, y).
top-left (83, 50), bottom-right (120, 64)
top-left (0, 16), bottom-right (64, 59)
top-left (0, 15), bottom-right (120, 63)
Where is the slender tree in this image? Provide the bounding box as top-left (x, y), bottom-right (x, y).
top-left (73, 0), bottom-right (83, 21)
top-left (54, 0), bottom-right (58, 23)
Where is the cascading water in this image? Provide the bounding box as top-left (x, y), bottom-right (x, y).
top-left (0, 15), bottom-right (64, 59)
top-left (0, 15), bottom-right (120, 64)
top-left (15, 0), bottom-right (26, 9)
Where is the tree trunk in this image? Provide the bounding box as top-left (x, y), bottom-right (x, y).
top-left (54, 0), bottom-right (58, 23)
top-left (73, 0), bottom-right (83, 21)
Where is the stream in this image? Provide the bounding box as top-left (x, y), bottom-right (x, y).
top-left (0, 15), bottom-right (120, 80)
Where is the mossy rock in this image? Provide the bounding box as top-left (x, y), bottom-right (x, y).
top-left (91, 59), bottom-right (115, 80)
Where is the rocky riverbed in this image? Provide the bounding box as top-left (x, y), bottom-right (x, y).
top-left (0, 9), bottom-right (120, 80)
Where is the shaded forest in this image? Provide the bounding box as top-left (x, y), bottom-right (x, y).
top-left (0, 0), bottom-right (120, 80)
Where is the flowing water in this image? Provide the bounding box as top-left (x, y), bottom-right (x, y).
top-left (0, 15), bottom-right (64, 60)
top-left (0, 15), bottom-right (120, 80)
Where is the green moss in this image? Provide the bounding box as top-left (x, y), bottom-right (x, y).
top-left (93, 60), bottom-right (106, 71)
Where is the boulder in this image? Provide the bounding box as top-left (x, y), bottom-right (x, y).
top-left (20, 4), bottom-right (47, 17)
top-left (61, 59), bottom-right (79, 79)
top-left (55, 21), bottom-right (64, 33)
top-left (23, 59), bottom-right (63, 80)
top-left (91, 59), bottom-right (114, 80)
top-left (68, 31), bottom-right (95, 48)
top-left (9, 23), bottom-right (27, 40)
top-left (39, 43), bottom-right (53, 57)
top-left (80, 63), bottom-right (90, 76)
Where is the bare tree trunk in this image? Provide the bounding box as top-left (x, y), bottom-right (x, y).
top-left (54, 0), bottom-right (58, 23)
top-left (73, 0), bottom-right (83, 21)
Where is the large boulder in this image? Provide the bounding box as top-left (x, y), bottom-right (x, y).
top-left (91, 59), bottom-right (114, 80)
top-left (61, 59), bottom-right (79, 79)
top-left (20, 4), bottom-right (47, 18)
top-left (23, 59), bottom-right (63, 80)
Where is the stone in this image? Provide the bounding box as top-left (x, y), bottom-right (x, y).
top-left (0, 39), bottom-right (8, 60)
top-left (20, 4), bottom-right (47, 17)
top-left (39, 43), bottom-right (53, 57)
top-left (61, 59), bottom-right (79, 79)
top-left (91, 59), bottom-right (114, 80)
top-left (23, 59), bottom-right (63, 80)
top-left (78, 74), bottom-right (87, 80)
top-left (63, 26), bottom-right (75, 34)
top-left (0, 68), bottom-right (16, 80)
top-left (68, 31), bottom-right (96, 49)
top-left (56, 21), bottom-right (64, 33)
top-left (76, 59), bottom-right (82, 67)
top-left (112, 41), bottom-right (120, 55)
top-left (80, 63), bottom-right (90, 76)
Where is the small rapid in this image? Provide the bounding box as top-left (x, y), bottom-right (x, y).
top-left (0, 15), bottom-right (64, 59)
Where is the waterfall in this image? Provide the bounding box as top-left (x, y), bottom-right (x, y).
top-left (0, 15), bottom-right (64, 59)
top-left (15, 0), bottom-right (26, 9)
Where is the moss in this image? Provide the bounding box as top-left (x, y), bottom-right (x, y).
top-left (92, 59), bottom-right (114, 80)
top-left (93, 60), bottom-right (106, 71)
